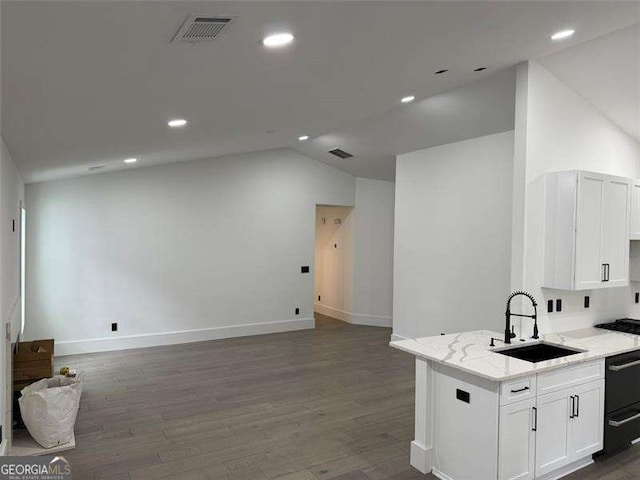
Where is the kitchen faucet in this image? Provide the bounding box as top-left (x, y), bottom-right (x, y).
top-left (505, 291), bottom-right (539, 344)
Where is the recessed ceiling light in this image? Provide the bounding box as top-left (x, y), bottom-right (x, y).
top-left (124, 158), bottom-right (137, 164)
top-left (401, 95), bottom-right (415, 104)
top-left (298, 135), bottom-right (309, 141)
top-left (168, 118), bottom-right (188, 128)
top-left (262, 32), bottom-right (294, 48)
top-left (551, 29), bottom-right (575, 41)
top-left (434, 69), bottom-right (448, 75)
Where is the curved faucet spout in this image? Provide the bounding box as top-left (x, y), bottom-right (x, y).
top-left (504, 291), bottom-right (539, 344)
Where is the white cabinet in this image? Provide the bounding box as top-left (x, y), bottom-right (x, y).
top-left (630, 180), bottom-right (640, 240)
top-left (497, 362), bottom-right (605, 480)
top-left (534, 379), bottom-right (605, 477)
top-left (534, 389), bottom-right (573, 476)
top-left (601, 178), bottom-right (632, 286)
top-left (570, 380), bottom-right (605, 458)
top-left (499, 399), bottom-right (536, 480)
top-left (544, 170), bottom-right (631, 290)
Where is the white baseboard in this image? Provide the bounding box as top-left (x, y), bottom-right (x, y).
top-left (314, 303), bottom-right (392, 328)
top-left (431, 468), bottom-right (454, 480)
top-left (536, 456), bottom-right (593, 480)
top-left (56, 318), bottom-right (315, 356)
top-left (410, 440), bottom-right (433, 474)
top-left (390, 333), bottom-right (408, 342)
top-left (429, 453), bottom-right (592, 480)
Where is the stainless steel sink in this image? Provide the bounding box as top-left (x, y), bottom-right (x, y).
top-left (493, 342), bottom-right (584, 363)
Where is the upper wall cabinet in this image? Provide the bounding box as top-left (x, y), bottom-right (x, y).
top-left (544, 171), bottom-right (631, 291)
top-left (630, 180), bottom-right (640, 240)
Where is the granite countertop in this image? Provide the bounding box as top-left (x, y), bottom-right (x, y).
top-left (390, 328), bottom-right (640, 381)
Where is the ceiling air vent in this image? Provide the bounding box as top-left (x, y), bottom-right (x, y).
top-left (171, 14), bottom-right (235, 43)
top-left (88, 165), bottom-right (105, 171)
top-left (328, 148), bottom-right (353, 159)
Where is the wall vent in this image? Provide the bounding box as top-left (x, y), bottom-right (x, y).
top-left (328, 148), bottom-right (354, 159)
top-left (171, 14), bottom-right (235, 43)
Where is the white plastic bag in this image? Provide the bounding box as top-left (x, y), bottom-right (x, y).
top-left (18, 373), bottom-right (84, 448)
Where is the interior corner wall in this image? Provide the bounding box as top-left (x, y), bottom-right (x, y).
top-left (393, 131), bottom-right (515, 340)
top-left (515, 60), bottom-right (640, 334)
top-left (314, 178), bottom-right (395, 328)
top-left (25, 149), bottom-right (356, 355)
top-left (0, 137), bottom-right (25, 451)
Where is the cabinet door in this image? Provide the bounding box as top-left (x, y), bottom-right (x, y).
top-left (575, 172), bottom-right (606, 289)
top-left (499, 399), bottom-right (536, 480)
top-left (602, 179), bottom-right (630, 287)
top-left (571, 379), bottom-right (605, 460)
top-left (630, 181), bottom-right (640, 240)
top-left (535, 389), bottom-right (572, 477)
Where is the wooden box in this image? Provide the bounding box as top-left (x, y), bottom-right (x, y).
top-left (13, 339), bottom-right (54, 385)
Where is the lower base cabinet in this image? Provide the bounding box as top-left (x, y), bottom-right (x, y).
top-left (499, 398), bottom-right (536, 480)
top-left (534, 388), bottom-right (573, 476)
top-left (499, 379), bottom-right (605, 480)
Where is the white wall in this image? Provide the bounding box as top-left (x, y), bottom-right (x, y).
top-left (0, 138), bottom-right (23, 340)
top-left (351, 178), bottom-right (394, 326)
top-left (0, 137), bottom-right (25, 452)
top-left (393, 131), bottom-right (515, 340)
top-left (26, 149), bottom-right (356, 355)
top-left (515, 61), bottom-right (640, 334)
top-left (314, 178), bottom-right (395, 327)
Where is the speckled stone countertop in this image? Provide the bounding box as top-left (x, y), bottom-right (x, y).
top-left (390, 328), bottom-right (640, 381)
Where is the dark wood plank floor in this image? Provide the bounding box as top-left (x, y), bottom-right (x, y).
top-left (54, 314), bottom-right (638, 480)
top-left (55, 315), bottom-right (426, 480)
top-left (564, 446), bottom-right (640, 480)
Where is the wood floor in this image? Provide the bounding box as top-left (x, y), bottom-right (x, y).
top-left (55, 315), bottom-right (425, 480)
top-left (53, 314), bottom-right (639, 480)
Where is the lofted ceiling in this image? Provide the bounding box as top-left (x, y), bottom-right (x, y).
top-left (1, 1), bottom-right (639, 183)
top-left (538, 24), bottom-right (640, 143)
top-left (293, 67), bottom-right (516, 180)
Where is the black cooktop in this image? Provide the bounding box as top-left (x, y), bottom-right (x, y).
top-left (595, 318), bottom-right (640, 335)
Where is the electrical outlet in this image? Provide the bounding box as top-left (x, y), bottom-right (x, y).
top-left (556, 299), bottom-right (562, 312)
top-left (111, 323), bottom-right (118, 332)
top-left (295, 308), bottom-right (299, 315)
top-left (584, 296), bottom-right (590, 308)
top-left (318, 295), bottom-right (321, 302)
top-left (547, 299), bottom-right (553, 313)
top-left (301, 266), bottom-right (310, 274)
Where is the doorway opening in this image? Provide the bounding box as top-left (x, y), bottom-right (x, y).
top-left (314, 205), bottom-right (354, 326)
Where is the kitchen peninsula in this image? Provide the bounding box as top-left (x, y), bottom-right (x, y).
top-left (390, 327), bottom-right (640, 480)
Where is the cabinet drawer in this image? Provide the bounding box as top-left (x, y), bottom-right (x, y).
top-left (537, 360), bottom-right (604, 395)
top-left (604, 401), bottom-right (640, 454)
top-left (500, 375), bottom-right (537, 406)
top-left (605, 350), bottom-right (640, 414)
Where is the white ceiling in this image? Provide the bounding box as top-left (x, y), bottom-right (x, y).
top-left (293, 67), bottom-right (516, 180)
top-left (2, 1), bottom-right (639, 183)
top-left (539, 24), bottom-right (639, 143)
